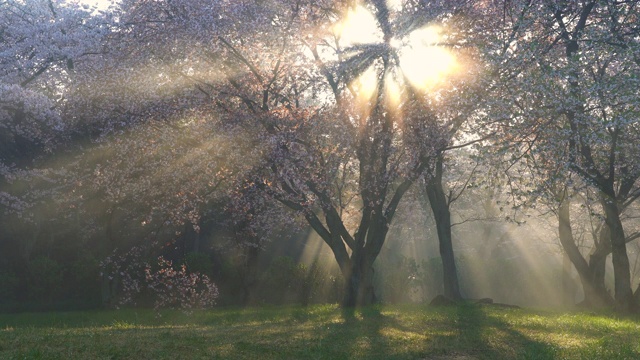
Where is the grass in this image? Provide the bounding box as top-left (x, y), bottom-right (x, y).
top-left (0, 303), bottom-right (639, 359)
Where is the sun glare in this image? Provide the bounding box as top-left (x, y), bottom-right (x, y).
top-left (333, 5), bottom-right (383, 46)
top-left (334, 4), bottom-right (459, 100)
top-left (355, 66), bottom-right (379, 104)
top-left (399, 27), bottom-right (458, 90)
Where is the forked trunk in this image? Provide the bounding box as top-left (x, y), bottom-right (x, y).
top-left (558, 195), bottom-right (612, 308)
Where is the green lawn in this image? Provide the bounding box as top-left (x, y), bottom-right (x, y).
top-left (0, 304), bottom-right (639, 359)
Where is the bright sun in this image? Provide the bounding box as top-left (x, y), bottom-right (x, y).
top-left (333, 4), bottom-right (458, 99)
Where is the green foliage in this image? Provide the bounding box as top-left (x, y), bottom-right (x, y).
top-left (252, 256), bottom-right (343, 306)
top-left (27, 256), bottom-right (64, 303)
top-left (65, 256), bottom-right (101, 306)
top-left (0, 270), bottom-right (19, 303)
top-left (0, 255), bottom-right (103, 312)
top-left (374, 255), bottom-right (445, 304)
top-left (182, 252), bottom-right (213, 277)
top-left (214, 256), bottom-right (249, 306)
top-left (257, 256), bottom-right (307, 304)
top-left (374, 255), bottom-right (425, 303)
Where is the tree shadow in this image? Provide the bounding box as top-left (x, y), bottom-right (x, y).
top-left (308, 304), bottom-right (407, 359)
top-left (429, 303), bottom-right (558, 359)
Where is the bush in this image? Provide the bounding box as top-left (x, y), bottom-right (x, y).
top-left (257, 256), bottom-right (306, 304)
top-left (253, 256), bottom-right (343, 306)
top-left (103, 247), bottom-right (219, 312)
top-left (144, 256), bottom-right (219, 312)
top-left (374, 255), bottom-right (429, 304)
top-left (0, 270), bottom-right (19, 303)
top-left (182, 252), bottom-right (213, 277)
top-left (27, 256), bottom-right (64, 303)
top-left (66, 256), bottom-right (101, 306)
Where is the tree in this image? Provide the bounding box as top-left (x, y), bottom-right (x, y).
top-left (1, 0), bottom-right (122, 270)
top-left (488, 0), bottom-right (640, 312)
top-left (86, 0), bottom-right (490, 307)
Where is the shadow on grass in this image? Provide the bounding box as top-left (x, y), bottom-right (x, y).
top-left (125, 305), bottom-right (561, 359)
top-left (428, 303), bottom-right (558, 359)
top-left (4, 304), bottom-right (640, 359)
top-left (321, 305), bottom-right (402, 359)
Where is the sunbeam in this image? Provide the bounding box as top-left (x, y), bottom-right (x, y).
top-left (333, 3), bottom-right (459, 101)
top-left (397, 26), bottom-right (458, 91)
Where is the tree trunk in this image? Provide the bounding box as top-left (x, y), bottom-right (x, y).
top-left (558, 195), bottom-right (612, 308)
top-left (601, 196), bottom-right (635, 312)
top-left (239, 246), bottom-right (259, 306)
top-left (425, 154), bottom-right (462, 300)
top-left (584, 249), bottom-right (612, 307)
top-left (342, 249), bottom-right (376, 307)
top-left (588, 223), bottom-right (615, 307)
top-left (562, 251), bottom-right (574, 307)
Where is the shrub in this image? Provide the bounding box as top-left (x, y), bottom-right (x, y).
top-left (65, 256), bottom-right (101, 307)
top-left (182, 252), bottom-right (213, 277)
top-left (374, 255), bottom-right (432, 304)
top-left (102, 247), bottom-right (219, 312)
top-left (254, 256), bottom-right (342, 305)
top-left (27, 256), bottom-right (64, 303)
top-left (145, 256), bottom-right (219, 312)
top-left (0, 270), bottom-right (19, 303)
top-left (257, 256), bottom-right (306, 304)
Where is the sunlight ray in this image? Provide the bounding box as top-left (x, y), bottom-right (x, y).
top-left (334, 5), bottom-right (460, 102)
top-left (398, 26), bottom-right (458, 92)
top-left (333, 5), bottom-right (383, 47)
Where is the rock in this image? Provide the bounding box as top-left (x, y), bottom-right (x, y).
top-left (475, 298), bottom-right (494, 304)
top-left (430, 295), bottom-right (456, 306)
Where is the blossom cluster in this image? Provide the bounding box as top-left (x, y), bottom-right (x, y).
top-left (101, 247), bottom-right (218, 312)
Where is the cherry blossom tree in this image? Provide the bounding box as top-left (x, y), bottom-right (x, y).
top-left (0, 0), bottom-right (111, 252)
top-left (100, 0), bottom-right (471, 306)
top-left (485, 0), bottom-right (640, 312)
top-left (68, 0), bottom-right (493, 307)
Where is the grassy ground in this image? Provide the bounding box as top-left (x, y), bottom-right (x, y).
top-left (0, 303), bottom-right (639, 359)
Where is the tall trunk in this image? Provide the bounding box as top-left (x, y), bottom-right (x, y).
top-left (558, 195), bottom-right (612, 307)
top-left (601, 196), bottom-right (635, 312)
top-left (240, 246), bottom-right (259, 306)
top-left (304, 207), bottom-right (383, 308)
top-left (588, 225), bottom-right (613, 306)
top-left (342, 248), bottom-right (376, 307)
top-left (342, 213), bottom-right (388, 307)
top-left (562, 251), bottom-right (574, 307)
top-left (425, 154), bottom-right (461, 300)
top-left (585, 249), bottom-right (612, 307)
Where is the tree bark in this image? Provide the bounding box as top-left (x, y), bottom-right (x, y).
top-left (562, 251), bottom-right (574, 307)
top-left (586, 248), bottom-right (611, 307)
top-left (425, 154), bottom-right (462, 300)
top-left (601, 195), bottom-right (635, 312)
top-left (342, 248), bottom-right (376, 307)
top-left (240, 246), bottom-right (259, 306)
top-left (557, 194), bottom-right (612, 308)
